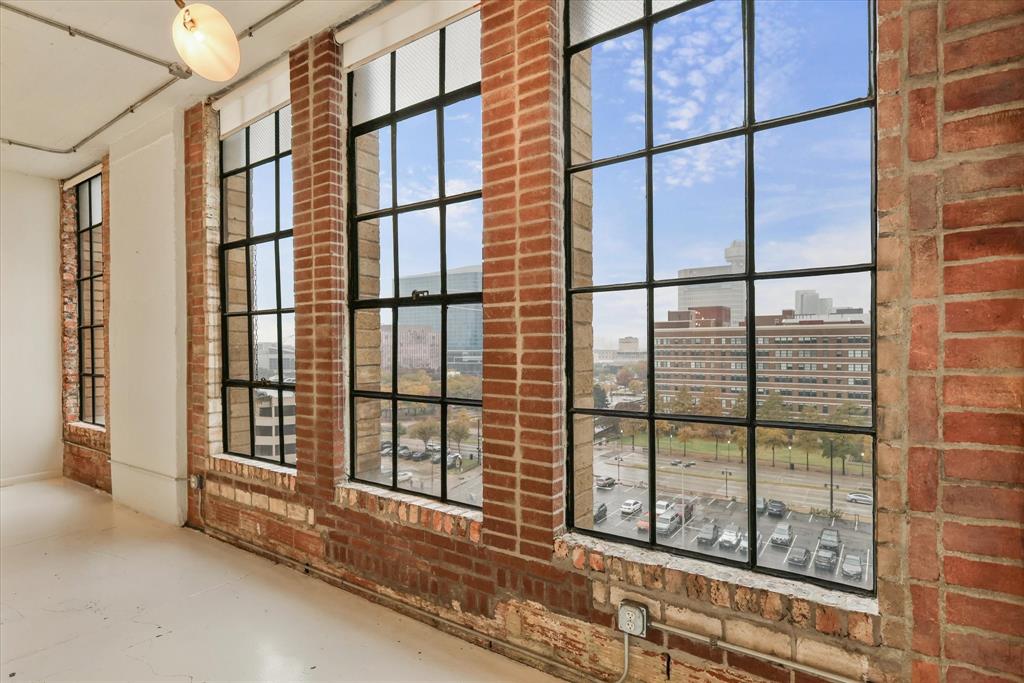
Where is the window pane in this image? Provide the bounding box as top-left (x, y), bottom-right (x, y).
top-left (249, 114), bottom-right (276, 164)
top-left (652, 1), bottom-right (744, 145)
top-left (654, 284), bottom-right (747, 418)
top-left (279, 237), bottom-right (294, 309)
top-left (397, 208), bottom-right (440, 296)
top-left (278, 105), bottom-right (292, 153)
top-left (81, 377), bottom-right (93, 423)
top-left (444, 97), bottom-right (482, 195)
top-left (570, 30), bottom-right (645, 164)
top-left (223, 173), bottom-right (247, 242)
top-left (251, 241), bottom-right (277, 311)
top-left (253, 388), bottom-right (278, 461)
top-left (93, 377), bottom-right (106, 426)
top-left (755, 427), bottom-right (872, 589)
top-left (357, 216), bottom-right (393, 300)
top-left (656, 422), bottom-right (748, 558)
top-left (396, 401), bottom-right (442, 496)
top-left (78, 232), bottom-right (91, 278)
top-left (282, 390), bottom-right (296, 465)
top-left (226, 316), bottom-right (249, 380)
top-left (252, 314), bottom-right (279, 382)
top-left (90, 227), bottom-right (103, 276)
top-left (570, 159), bottom-right (646, 288)
top-left (250, 162), bottom-right (276, 236)
top-left (754, 272), bottom-right (872, 427)
top-left (572, 415), bottom-right (649, 539)
top-left (77, 182), bottom-right (90, 229)
top-left (573, 289), bottom-right (648, 409)
top-left (447, 303), bottom-right (482, 400)
top-left (355, 397), bottom-right (391, 485)
top-left (396, 111), bottom-right (439, 205)
top-left (396, 32), bottom-right (440, 111)
top-left (755, 0), bottom-right (869, 121)
top-left (652, 0), bottom-right (686, 12)
top-left (92, 279), bottom-right (105, 331)
top-left (279, 155), bottom-right (293, 231)
top-left (445, 199), bottom-right (482, 293)
top-left (226, 387), bottom-right (251, 456)
top-left (355, 128), bottom-right (392, 214)
top-left (79, 281), bottom-right (92, 326)
top-left (353, 54), bottom-right (391, 126)
top-left (281, 313), bottom-right (295, 382)
top-left (222, 128), bottom-right (245, 172)
top-left (396, 306), bottom-right (441, 397)
top-left (93, 328), bottom-right (105, 375)
top-left (755, 109), bottom-right (871, 272)
top-left (653, 138), bottom-right (745, 279)
top-left (223, 246), bottom-right (248, 313)
top-left (355, 308), bottom-right (391, 392)
top-left (445, 13), bottom-right (481, 92)
top-left (82, 330), bottom-right (93, 373)
top-left (90, 177), bottom-right (102, 223)
top-left (447, 405), bottom-right (482, 506)
top-left (569, 0), bottom-right (643, 45)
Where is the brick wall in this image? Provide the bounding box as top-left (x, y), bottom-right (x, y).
top-left (60, 155), bottom-right (111, 493)
top-left (180, 2), bottom-right (1023, 682)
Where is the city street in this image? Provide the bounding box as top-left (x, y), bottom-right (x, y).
top-left (583, 444), bottom-right (873, 588)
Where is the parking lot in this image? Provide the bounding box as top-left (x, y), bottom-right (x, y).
top-left (583, 444), bottom-right (873, 588)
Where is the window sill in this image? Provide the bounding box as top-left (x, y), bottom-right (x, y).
top-left (67, 421), bottom-right (106, 433)
top-left (556, 531), bottom-right (878, 616)
top-left (209, 453), bottom-right (297, 491)
top-left (336, 481), bottom-right (483, 544)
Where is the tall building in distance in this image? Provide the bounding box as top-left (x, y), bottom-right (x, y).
top-left (677, 240), bottom-right (746, 325)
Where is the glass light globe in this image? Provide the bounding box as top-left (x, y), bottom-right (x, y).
top-left (172, 3), bottom-right (240, 82)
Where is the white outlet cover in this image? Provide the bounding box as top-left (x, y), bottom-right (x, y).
top-left (617, 602), bottom-right (647, 637)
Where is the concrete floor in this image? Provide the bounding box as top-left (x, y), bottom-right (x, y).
top-left (0, 478), bottom-right (558, 682)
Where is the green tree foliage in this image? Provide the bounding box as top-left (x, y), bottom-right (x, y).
top-left (447, 373), bottom-right (481, 399)
top-left (593, 383), bottom-right (608, 409)
top-left (448, 411), bottom-right (471, 453)
top-left (409, 419), bottom-right (440, 451)
top-left (758, 428), bottom-right (789, 466)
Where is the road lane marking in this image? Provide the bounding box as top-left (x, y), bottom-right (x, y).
top-left (835, 543), bottom-right (846, 576)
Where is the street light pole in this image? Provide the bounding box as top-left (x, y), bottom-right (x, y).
top-left (721, 469), bottom-right (733, 498)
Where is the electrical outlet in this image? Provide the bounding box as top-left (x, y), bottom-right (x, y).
top-left (617, 600), bottom-right (647, 637)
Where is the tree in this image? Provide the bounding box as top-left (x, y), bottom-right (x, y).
top-left (448, 412), bottom-right (471, 453)
top-left (793, 427), bottom-right (820, 471)
top-left (593, 383), bottom-right (608, 409)
top-left (447, 374), bottom-right (482, 399)
top-left (409, 419), bottom-right (440, 451)
top-left (655, 420), bottom-right (675, 454)
top-left (676, 424), bottom-right (698, 457)
top-left (759, 428), bottom-right (789, 467)
top-left (759, 392), bottom-right (786, 421)
top-left (697, 387), bottom-right (724, 417)
top-left (628, 379), bottom-right (645, 396)
top-left (670, 386), bottom-right (693, 414)
top-left (616, 367), bottom-right (633, 386)
top-left (731, 426), bottom-right (747, 462)
top-left (729, 389), bottom-right (747, 419)
top-left (397, 369), bottom-right (438, 396)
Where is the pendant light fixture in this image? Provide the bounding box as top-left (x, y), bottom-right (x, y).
top-left (171, 0), bottom-right (240, 82)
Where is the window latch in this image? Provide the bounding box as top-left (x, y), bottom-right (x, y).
top-left (411, 289), bottom-right (430, 300)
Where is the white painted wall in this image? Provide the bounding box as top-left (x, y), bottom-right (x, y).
top-left (108, 110), bottom-right (189, 525)
top-left (0, 169), bottom-right (62, 486)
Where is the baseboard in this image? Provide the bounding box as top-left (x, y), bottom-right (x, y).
top-left (0, 470), bottom-right (62, 488)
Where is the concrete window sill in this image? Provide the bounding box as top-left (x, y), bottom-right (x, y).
top-left (337, 480), bottom-right (483, 543)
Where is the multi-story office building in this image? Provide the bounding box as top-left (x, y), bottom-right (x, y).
top-left (253, 388), bottom-right (296, 463)
top-left (676, 240), bottom-right (746, 324)
top-left (594, 336), bottom-right (647, 368)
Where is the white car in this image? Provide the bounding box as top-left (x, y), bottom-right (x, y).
top-left (620, 499), bottom-right (643, 516)
top-left (846, 492), bottom-right (873, 505)
top-left (655, 499), bottom-right (673, 515)
top-left (396, 471), bottom-right (413, 485)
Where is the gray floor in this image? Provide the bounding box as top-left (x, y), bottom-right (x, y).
top-left (0, 478), bottom-right (557, 682)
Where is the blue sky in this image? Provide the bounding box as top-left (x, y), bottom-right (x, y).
top-left (578, 0), bottom-right (871, 346)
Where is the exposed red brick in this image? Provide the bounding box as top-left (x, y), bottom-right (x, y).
top-left (944, 195), bottom-right (1024, 230)
top-left (945, 298), bottom-right (1024, 333)
top-left (944, 449), bottom-right (1024, 484)
top-left (908, 7), bottom-right (938, 76)
top-left (945, 555), bottom-right (1024, 597)
top-left (944, 108), bottom-right (1024, 152)
top-left (945, 632), bottom-right (1024, 677)
top-left (910, 584), bottom-right (940, 656)
top-left (944, 24), bottom-right (1024, 73)
top-left (944, 521), bottom-right (1024, 560)
top-left (944, 260), bottom-right (1024, 295)
top-left (908, 88), bottom-right (938, 161)
top-left (946, 591), bottom-right (1024, 637)
top-left (944, 411), bottom-right (1024, 447)
top-left (946, 0), bottom-right (1024, 28)
top-left (944, 374), bottom-right (1024, 410)
top-left (908, 448), bottom-right (939, 512)
top-left (945, 68), bottom-right (1024, 113)
top-left (944, 226), bottom-right (1024, 261)
top-left (944, 154), bottom-right (1024, 196)
top-left (943, 485), bottom-right (1024, 523)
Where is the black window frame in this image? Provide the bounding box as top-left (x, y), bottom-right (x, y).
top-left (347, 19), bottom-right (483, 506)
top-left (563, 0), bottom-right (877, 595)
top-left (219, 106), bottom-right (296, 467)
top-left (75, 174), bottom-right (105, 427)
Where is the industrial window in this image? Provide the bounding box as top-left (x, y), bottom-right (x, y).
top-left (219, 106), bottom-right (296, 466)
top-left (347, 13), bottom-right (483, 506)
top-left (566, 0), bottom-right (875, 593)
top-left (75, 174), bottom-right (105, 426)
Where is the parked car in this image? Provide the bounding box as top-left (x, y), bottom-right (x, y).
top-left (409, 450), bottom-right (430, 462)
top-left (814, 548), bottom-right (838, 571)
top-left (696, 521), bottom-right (720, 546)
top-left (635, 513), bottom-right (650, 535)
top-left (818, 528), bottom-right (842, 551)
top-left (846, 492), bottom-right (873, 505)
top-left (656, 511), bottom-right (683, 537)
top-left (620, 499), bottom-right (643, 516)
top-left (719, 524), bottom-right (741, 550)
top-left (596, 476), bottom-right (616, 490)
top-left (683, 461), bottom-right (697, 468)
top-left (769, 522), bottom-right (794, 547)
top-left (425, 444), bottom-right (441, 454)
top-left (841, 552), bottom-right (865, 580)
top-left (396, 471), bottom-right (413, 485)
top-left (766, 499), bottom-right (788, 517)
top-left (398, 446), bottom-right (413, 459)
top-left (380, 441), bottom-right (392, 452)
top-left (755, 497), bottom-right (766, 515)
top-left (593, 503), bottom-right (608, 524)
top-left (738, 532), bottom-right (761, 556)
top-left (445, 453), bottom-right (463, 469)
top-left (655, 499), bottom-right (673, 515)
top-left (787, 546), bottom-right (811, 568)
top-left (670, 459), bottom-right (682, 466)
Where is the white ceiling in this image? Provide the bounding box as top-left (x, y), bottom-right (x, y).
top-left (0, 0), bottom-right (377, 179)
